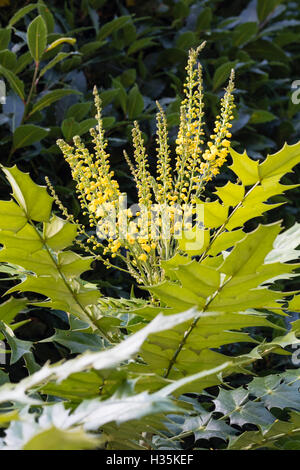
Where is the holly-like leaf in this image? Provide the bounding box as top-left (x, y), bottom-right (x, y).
top-left (0, 297), bottom-right (28, 325)
top-left (0, 165), bottom-right (52, 222)
top-left (0, 322), bottom-right (32, 364)
top-left (42, 215), bottom-right (77, 250)
top-left (0, 200), bottom-right (27, 232)
top-left (247, 374), bottom-right (300, 410)
top-left (213, 388), bottom-right (275, 429)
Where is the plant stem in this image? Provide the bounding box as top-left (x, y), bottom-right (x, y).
top-left (29, 220), bottom-right (113, 343)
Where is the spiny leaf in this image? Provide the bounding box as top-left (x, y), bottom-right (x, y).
top-left (42, 215), bottom-right (78, 250)
top-left (229, 148), bottom-right (259, 186)
top-left (214, 181), bottom-right (245, 207)
top-left (41, 328), bottom-right (103, 354)
top-left (259, 141), bottom-right (300, 180)
top-left (247, 374), bottom-right (300, 410)
top-left (228, 411), bottom-right (300, 450)
top-left (0, 309), bottom-right (198, 405)
top-left (213, 388), bottom-right (275, 429)
top-left (0, 200), bottom-right (27, 232)
top-left (220, 223), bottom-right (282, 276)
top-left (0, 165), bottom-right (52, 222)
top-left (196, 199), bottom-right (228, 229)
top-left (0, 322), bottom-right (32, 364)
top-left (265, 223), bottom-right (300, 264)
top-left (23, 426), bottom-right (100, 451)
top-left (0, 297), bottom-right (28, 325)
top-left (206, 229), bottom-right (246, 256)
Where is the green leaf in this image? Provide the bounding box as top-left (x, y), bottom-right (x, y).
top-left (176, 31), bottom-right (197, 50)
top-left (12, 124), bottom-right (49, 150)
top-left (229, 148), bottom-right (259, 186)
top-left (257, 0), bottom-right (283, 22)
top-left (61, 117), bottom-right (80, 141)
top-left (43, 215), bottom-right (77, 250)
top-left (265, 223), bottom-right (300, 264)
top-left (198, 199), bottom-right (228, 229)
top-left (174, 261), bottom-right (220, 299)
top-left (66, 102), bottom-right (91, 121)
top-left (79, 40), bottom-right (104, 56)
top-left (0, 65), bottom-right (25, 100)
top-left (0, 164), bottom-right (52, 222)
top-left (215, 181), bottom-right (245, 207)
top-left (111, 78), bottom-right (127, 114)
top-left (259, 141), bottom-right (300, 181)
top-left (0, 50), bottom-right (17, 70)
top-left (8, 4), bottom-right (38, 26)
top-left (0, 28), bottom-right (12, 51)
top-left (248, 374), bottom-right (300, 410)
top-left (0, 410), bottom-right (18, 425)
top-left (233, 22), bottom-right (258, 47)
top-left (0, 297), bottom-right (28, 325)
top-left (120, 69), bottom-right (136, 87)
top-left (207, 229), bottom-right (246, 256)
top-left (0, 200), bottom-right (27, 232)
top-left (128, 38), bottom-right (156, 55)
top-left (99, 88), bottom-right (121, 108)
top-left (149, 282), bottom-right (203, 311)
top-left (15, 51), bottom-right (33, 74)
top-left (39, 52), bottom-right (70, 77)
top-left (178, 228), bottom-right (210, 256)
top-left (30, 89), bottom-right (81, 116)
top-left (213, 62), bottom-right (236, 91)
top-left (246, 39), bottom-right (287, 63)
top-left (127, 84), bottom-right (144, 119)
top-left (77, 118), bottom-right (97, 136)
top-left (228, 411), bottom-right (300, 450)
top-left (23, 426), bottom-right (100, 451)
top-left (0, 322), bottom-right (32, 364)
top-left (289, 295), bottom-right (300, 313)
top-left (250, 109), bottom-right (277, 124)
top-left (214, 388), bottom-right (275, 428)
top-left (38, 0), bottom-right (55, 33)
top-left (45, 37), bottom-right (76, 53)
top-left (97, 16), bottom-right (131, 40)
top-left (196, 7), bottom-right (212, 32)
top-left (0, 309), bottom-right (198, 405)
top-left (220, 223), bottom-right (281, 277)
top-left (27, 15), bottom-right (48, 62)
top-left (42, 329), bottom-right (103, 354)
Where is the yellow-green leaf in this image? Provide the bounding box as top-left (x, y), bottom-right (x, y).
top-left (0, 164), bottom-right (52, 222)
top-left (27, 15), bottom-right (47, 62)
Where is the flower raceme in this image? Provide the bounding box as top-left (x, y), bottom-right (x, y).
top-left (56, 45), bottom-right (235, 285)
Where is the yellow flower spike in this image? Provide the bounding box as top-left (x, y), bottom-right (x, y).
top-left (156, 101), bottom-right (173, 204)
top-left (131, 121), bottom-right (153, 207)
top-left (57, 44), bottom-right (235, 287)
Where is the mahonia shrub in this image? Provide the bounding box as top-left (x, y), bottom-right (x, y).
top-left (56, 45), bottom-right (235, 285)
top-left (1, 45), bottom-right (300, 451)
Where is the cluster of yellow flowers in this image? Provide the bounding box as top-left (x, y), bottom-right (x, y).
top-left (57, 45), bottom-right (235, 285)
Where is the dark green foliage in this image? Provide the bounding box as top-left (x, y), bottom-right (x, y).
top-left (0, 0), bottom-right (300, 450)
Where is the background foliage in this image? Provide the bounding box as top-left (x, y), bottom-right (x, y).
top-left (0, 0), bottom-right (300, 451)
